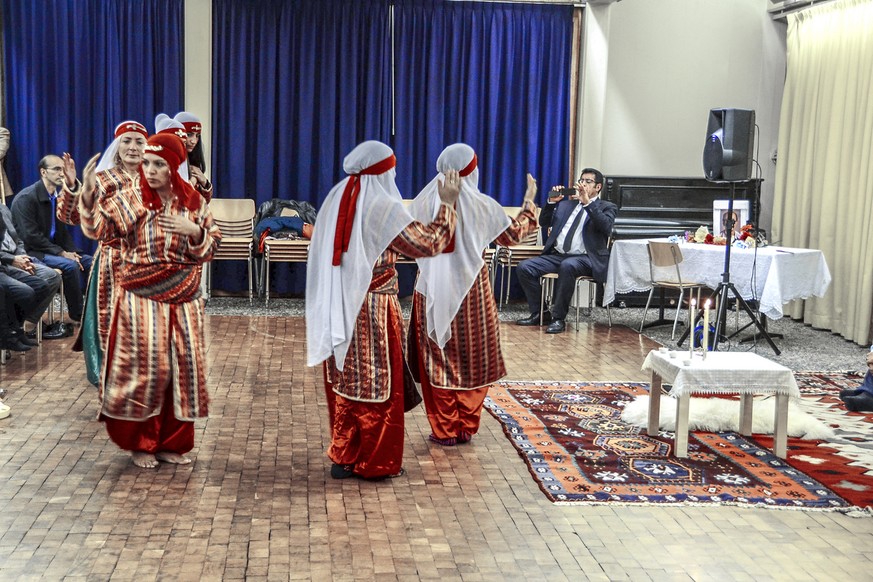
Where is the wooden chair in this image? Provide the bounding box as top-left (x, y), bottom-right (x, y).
top-left (640, 241), bottom-right (706, 339)
top-left (263, 239), bottom-right (310, 307)
top-left (209, 198), bottom-right (256, 304)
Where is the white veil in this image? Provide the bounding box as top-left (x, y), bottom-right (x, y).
top-left (306, 141), bottom-right (414, 369)
top-left (407, 144), bottom-right (510, 348)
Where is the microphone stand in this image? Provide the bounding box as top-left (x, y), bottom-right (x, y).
top-left (677, 182), bottom-right (781, 355)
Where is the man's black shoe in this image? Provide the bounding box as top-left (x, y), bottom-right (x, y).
top-left (517, 312), bottom-right (551, 326)
top-left (19, 335), bottom-right (39, 347)
top-left (843, 392), bottom-right (873, 413)
top-left (10, 329), bottom-right (38, 347)
top-left (545, 319), bottom-right (566, 334)
top-left (1, 337), bottom-right (32, 352)
top-left (42, 324), bottom-right (69, 340)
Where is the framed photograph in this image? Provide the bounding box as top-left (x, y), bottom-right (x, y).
top-left (712, 200), bottom-right (750, 240)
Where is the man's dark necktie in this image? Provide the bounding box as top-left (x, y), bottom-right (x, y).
top-left (50, 195), bottom-right (57, 240)
top-left (561, 206), bottom-right (585, 253)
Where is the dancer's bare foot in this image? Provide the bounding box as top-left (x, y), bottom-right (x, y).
top-left (131, 452), bottom-right (159, 468)
top-left (155, 452), bottom-right (192, 465)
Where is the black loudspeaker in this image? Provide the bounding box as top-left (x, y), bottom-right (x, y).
top-left (702, 108), bottom-right (755, 182)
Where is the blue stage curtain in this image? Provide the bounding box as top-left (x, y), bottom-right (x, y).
top-left (212, 0), bottom-right (392, 294)
top-left (391, 0), bottom-right (574, 205)
top-left (212, 0), bottom-right (391, 208)
top-left (1, 0), bottom-right (184, 251)
top-left (211, 0), bottom-right (572, 295)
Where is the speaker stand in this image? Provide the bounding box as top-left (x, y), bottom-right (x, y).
top-left (737, 313), bottom-right (784, 344)
top-left (676, 183), bottom-right (780, 356)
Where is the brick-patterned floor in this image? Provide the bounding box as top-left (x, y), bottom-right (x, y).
top-left (1, 315), bottom-right (871, 581)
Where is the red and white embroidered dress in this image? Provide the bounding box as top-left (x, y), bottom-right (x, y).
top-left (80, 186), bottom-right (220, 422)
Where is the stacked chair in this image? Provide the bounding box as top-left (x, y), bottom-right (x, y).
top-left (262, 208), bottom-right (311, 307)
top-left (208, 198), bottom-right (256, 304)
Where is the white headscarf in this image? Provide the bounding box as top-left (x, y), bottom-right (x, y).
top-left (154, 114), bottom-right (190, 180)
top-left (95, 120), bottom-right (148, 172)
top-left (407, 144), bottom-right (510, 348)
top-left (306, 141), bottom-right (414, 369)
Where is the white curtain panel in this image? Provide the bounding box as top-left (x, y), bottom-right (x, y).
top-left (772, 0), bottom-right (873, 344)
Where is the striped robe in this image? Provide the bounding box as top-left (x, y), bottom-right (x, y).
top-left (324, 204), bottom-right (456, 402)
top-left (79, 168), bottom-right (139, 351)
top-left (409, 207), bottom-right (537, 389)
top-left (325, 204), bottom-right (455, 478)
top-left (80, 187), bottom-right (220, 421)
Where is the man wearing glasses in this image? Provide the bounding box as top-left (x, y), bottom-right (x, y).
top-left (516, 168), bottom-right (617, 334)
top-left (11, 155), bottom-right (92, 325)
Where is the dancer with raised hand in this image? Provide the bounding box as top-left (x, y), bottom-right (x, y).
top-left (71, 121), bottom-right (149, 382)
top-left (306, 140), bottom-right (459, 480)
top-left (407, 143), bottom-right (538, 446)
top-left (79, 133), bottom-right (221, 468)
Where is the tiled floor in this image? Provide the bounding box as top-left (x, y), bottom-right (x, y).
top-left (1, 315), bottom-right (871, 581)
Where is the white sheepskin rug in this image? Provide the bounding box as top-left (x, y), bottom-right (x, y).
top-left (621, 395), bottom-right (835, 440)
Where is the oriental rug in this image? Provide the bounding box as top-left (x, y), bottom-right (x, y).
top-left (484, 373), bottom-right (873, 510)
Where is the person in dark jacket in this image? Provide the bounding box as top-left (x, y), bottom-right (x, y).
top-left (0, 203), bottom-right (62, 338)
top-left (516, 168), bottom-right (617, 334)
top-left (11, 155), bottom-right (92, 322)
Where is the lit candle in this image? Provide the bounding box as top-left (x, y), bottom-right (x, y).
top-left (702, 299), bottom-right (711, 357)
top-left (689, 297), bottom-right (696, 358)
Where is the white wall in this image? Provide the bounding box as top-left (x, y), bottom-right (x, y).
top-left (579, 0), bottom-right (787, 231)
top-left (184, 0), bottom-right (212, 177)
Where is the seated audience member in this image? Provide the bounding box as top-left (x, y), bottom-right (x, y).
top-left (840, 351), bottom-right (873, 412)
top-left (0, 202), bottom-right (63, 338)
top-left (0, 279), bottom-right (32, 352)
top-left (11, 155), bottom-right (92, 323)
top-left (515, 168), bottom-right (617, 334)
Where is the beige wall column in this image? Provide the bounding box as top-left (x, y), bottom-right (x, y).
top-left (577, 4), bottom-right (612, 174)
top-left (184, 0), bottom-right (212, 176)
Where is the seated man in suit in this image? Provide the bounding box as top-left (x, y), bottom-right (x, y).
top-left (516, 168), bottom-right (617, 334)
top-left (0, 202), bottom-right (63, 339)
top-left (11, 155), bottom-right (92, 323)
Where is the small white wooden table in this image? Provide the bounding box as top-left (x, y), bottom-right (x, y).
top-left (640, 350), bottom-right (800, 458)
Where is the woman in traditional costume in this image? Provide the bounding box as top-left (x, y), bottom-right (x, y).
top-left (68, 121), bottom-right (149, 383)
top-left (79, 132), bottom-right (221, 468)
top-left (173, 111), bottom-right (213, 201)
top-left (406, 143), bottom-right (538, 445)
top-left (306, 140), bottom-right (460, 480)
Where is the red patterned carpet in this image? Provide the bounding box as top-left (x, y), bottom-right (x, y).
top-left (484, 373), bottom-right (873, 510)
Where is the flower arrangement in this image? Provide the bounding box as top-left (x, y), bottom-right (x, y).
top-left (670, 224), bottom-right (769, 249)
top-left (737, 223), bottom-right (757, 247)
top-left (683, 226), bottom-right (727, 246)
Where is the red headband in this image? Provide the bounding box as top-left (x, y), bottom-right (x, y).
top-left (332, 154), bottom-right (397, 266)
top-left (140, 134), bottom-right (200, 212)
top-left (159, 127), bottom-right (188, 141)
top-left (459, 153), bottom-right (478, 177)
top-left (115, 121), bottom-right (148, 139)
top-left (181, 122), bottom-right (202, 134)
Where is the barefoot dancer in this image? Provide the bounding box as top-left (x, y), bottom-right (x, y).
top-left (79, 133), bottom-right (220, 468)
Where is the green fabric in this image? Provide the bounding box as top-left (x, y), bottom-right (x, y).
top-left (81, 251), bottom-right (102, 387)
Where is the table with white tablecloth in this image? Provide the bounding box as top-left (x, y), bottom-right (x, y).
top-left (641, 350), bottom-right (800, 457)
top-left (603, 238), bottom-right (831, 320)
